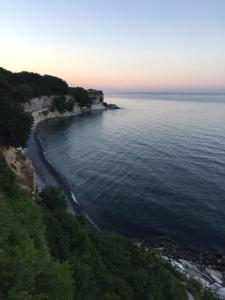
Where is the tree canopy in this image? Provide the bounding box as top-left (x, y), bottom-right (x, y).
top-left (0, 67), bottom-right (93, 148)
top-left (0, 121), bottom-right (217, 300)
top-left (0, 96), bottom-right (33, 147)
top-left (0, 67), bottom-right (68, 103)
top-left (38, 186), bottom-right (217, 300)
top-left (0, 156), bottom-right (74, 300)
top-left (0, 67), bottom-right (217, 299)
top-left (68, 87), bottom-right (91, 107)
top-left (0, 67), bottom-right (92, 107)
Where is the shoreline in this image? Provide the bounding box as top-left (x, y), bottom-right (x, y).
top-left (27, 120), bottom-right (99, 229)
top-left (27, 115), bottom-right (225, 298)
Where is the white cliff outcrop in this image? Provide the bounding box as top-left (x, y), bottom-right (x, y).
top-left (24, 95), bottom-right (79, 124)
top-left (2, 94), bottom-right (106, 192)
top-left (23, 95), bottom-right (106, 124)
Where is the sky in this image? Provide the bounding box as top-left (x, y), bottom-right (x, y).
top-left (0, 0), bottom-right (225, 91)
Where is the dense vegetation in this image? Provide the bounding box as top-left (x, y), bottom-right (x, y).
top-left (0, 95), bottom-right (33, 147)
top-left (68, 87), bottom-right (91, 107)
top-left (0, 67), bottom-right (91, 107)
top-left (0, 67), bottom-right (68, 103)
top-left (0, 66), bottom-right (218, 299)
top-left (40, 187), bottom-right (187, 300)
top-left (0, 157), bottom-right (217, 299)
top-left (0, 155), bottom-right (74, 300)
top-left (51, 96), bottom-right (76, 113)
top-left (0, 67), bottom-right (92, 147)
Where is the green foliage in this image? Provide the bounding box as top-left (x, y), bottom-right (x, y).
top-left (66, 98), bottom-right (76, 111)
top-left (51, 96), bottom-right (76, 113)
top-left (0, 96), bottom-right (33, 147)
top-left (0, 68), bottom-right (93, 148)
top-left (0, 65), bottom-right (218, 299)
top-left (39, 186), bottom-right (218, 300)
top-left (0, 156), bottom-right (74, 300)
top-left (0, 67), bottom-right (68, 103)
top-left (186, 279), bottom-right (218, 300)
top-left (202, 291), bottom-right (218, 300)
top-left (52, 96), bottom-right (66, 113)
top-left (35, 261), bottom-right (74, 300)
top-left (68, 87), bottom-right (91, 107)
top-left (0, 153), bottom-right (21, 198)
top-left (0, 67), bottom-right (92, 109)
top-left (0, 155), bottom-right (218, 300)
top-left (40, 190), bottom-right (187, 300)
top-left (39, 187), bottom-right (67, 210)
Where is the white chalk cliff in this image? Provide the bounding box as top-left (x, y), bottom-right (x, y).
top-left (23, 95), bottom-right (106, 124)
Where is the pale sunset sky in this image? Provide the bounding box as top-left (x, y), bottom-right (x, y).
top-left (0, 0), bottom-right (225, 91)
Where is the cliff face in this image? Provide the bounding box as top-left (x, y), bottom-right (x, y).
top-left (87, 89), bottom-right (104, 104)
top-left (24, 95), bottom-right (81, 124)
top-left (24, 95), bottom-right (106, 124)
top-left (1, 146), bottom-right (36, 193)
top-left (1, 94), bottom-right (106, 192)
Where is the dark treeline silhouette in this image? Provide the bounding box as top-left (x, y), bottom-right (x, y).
top-left (0, 67), bottom-right (68, 102)
top-left (0, 67), bottom-right (91, 147)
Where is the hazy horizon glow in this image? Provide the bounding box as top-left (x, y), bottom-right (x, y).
top-left (1, 0), bottom-right (225, 91)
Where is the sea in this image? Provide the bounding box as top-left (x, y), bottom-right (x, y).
top-left (37, 92), bottom-right (225, 253)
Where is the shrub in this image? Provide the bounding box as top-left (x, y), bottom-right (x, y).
top-left (0, 67), bottom-right (68, 103)
top-left (39, 186), bottom-right (67, 210)
top-left (0, 156), bottom-right (74, 300)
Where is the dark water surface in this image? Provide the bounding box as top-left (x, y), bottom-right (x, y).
top-left (39, 93), bottom-right (225, 252)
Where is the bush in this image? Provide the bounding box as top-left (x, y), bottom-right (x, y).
top-left (0, 156), bottom-right (74, 300)
top-left (0, 155), bottom-right (217, 300)
top-left (0, 67), bottom-right (68, 103)
top-left (39, 186), bottom-right (67, 210)
top-left (39, 188), bottom-right (188, 300)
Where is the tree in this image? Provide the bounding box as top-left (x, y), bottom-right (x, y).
top-left (0, 96), bottom-right (33, 147)
top-left (0, 67), bottom-right (68, 103)
top-left (0, 156), bottom-right (74, 300)
top-left (39, 187), bottom-right (67, 210)
top-left (68, 87), bottom-right (91, 107)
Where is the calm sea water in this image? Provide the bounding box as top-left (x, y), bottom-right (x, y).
top-left (39, 93), bottom-right (225, 252)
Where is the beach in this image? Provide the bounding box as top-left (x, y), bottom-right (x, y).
top-left (26, 94), bottom-right (225, 297)
top-left (26, 121), bottom-right (99, 229)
